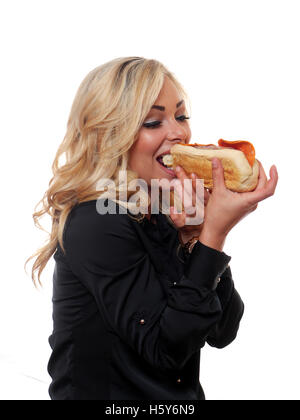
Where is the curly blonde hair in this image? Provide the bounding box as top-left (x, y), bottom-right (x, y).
top-left (24, 56), bottom-right (190, 286)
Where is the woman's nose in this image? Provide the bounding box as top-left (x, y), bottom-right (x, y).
top-left (165, 119), bottom-right (187, 141)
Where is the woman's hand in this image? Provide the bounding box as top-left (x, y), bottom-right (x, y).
top-left (201, 158), bottom-right (279, 239)
top-left (169, 166), bottom-right (210, 245)
top-left (169, 158), bottom-right (279, 250)
top-left (198, 158), bottom-right (278, 250)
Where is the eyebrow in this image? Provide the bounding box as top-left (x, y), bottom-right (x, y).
top-left (151, 100), bottom-right (184, 111)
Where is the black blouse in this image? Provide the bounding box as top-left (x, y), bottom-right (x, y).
top-left (47, 198), bottom-right (244, 400)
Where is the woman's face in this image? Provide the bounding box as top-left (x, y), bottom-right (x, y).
top-left (128, 76), bottom-right (191, 186)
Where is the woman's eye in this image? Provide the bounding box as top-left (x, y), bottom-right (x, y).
top-left (143, 115), bottom-right (190, 129)
top-left (143, 121), bottom-right (161, 128)
top-left (177, 115), bottom-right (190, 121)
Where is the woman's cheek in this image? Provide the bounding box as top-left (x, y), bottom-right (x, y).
top-left (142, 131), bottom-right (162, 153)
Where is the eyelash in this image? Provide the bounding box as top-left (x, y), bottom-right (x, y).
top-left (143, 115), bottom-right (190, 129)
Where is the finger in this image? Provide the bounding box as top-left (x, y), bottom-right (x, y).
top-left (176, 179), bottom-right (197, 216)
top-left (184, 174), bottom-right (206, 222)
top-left (255, 159), bottom-right (268, 190)
top-left (176, 167), bottom-right (206, 217)
top-left (191, 173), bottom-right (205, 206)
top-left (169, 206), bottom-right (186, 228)
top-left (249, 164), bottom-right (279, 204)
top-left (175, 166), bottom-right (196, 212)
top-left (183, 173), bottom-right (197, 210)
top-left (172, 179), bottom-right (185, 213)
top-left (211, 158), bottom-right (226, 192)
top-left (175, 165), bottom-right (189, 181)
top-left (204, 188), bottom-right (210, 205)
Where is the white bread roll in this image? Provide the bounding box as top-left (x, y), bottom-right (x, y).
top-left (162, 143), bottom-right (259, 192)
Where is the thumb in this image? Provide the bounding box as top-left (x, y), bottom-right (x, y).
top-left (211, 158), bottom-right (226, 191)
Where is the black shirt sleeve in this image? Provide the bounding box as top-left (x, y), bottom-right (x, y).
top-left (64, 204), bottom-right (237, 373)
top-left (175, 234), bottom-right (244, 349)
top-left (206, 265), bottom-right (245, 348)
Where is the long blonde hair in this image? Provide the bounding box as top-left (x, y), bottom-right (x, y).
top-left (24, 56), bottom-right (190, 287)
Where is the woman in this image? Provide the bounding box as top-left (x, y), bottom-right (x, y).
top-left (25, 56), bottom-right (278, 400)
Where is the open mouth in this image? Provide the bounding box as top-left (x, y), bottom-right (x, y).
top-left (156, 154), bottom-right (170, 167)
top-left (156, 154), bottom-right (175, 175)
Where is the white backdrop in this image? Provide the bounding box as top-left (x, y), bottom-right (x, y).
top-left (0, 0), bottom-right (299, 400)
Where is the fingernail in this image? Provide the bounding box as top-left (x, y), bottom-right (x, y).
top-left (212, 158), bottom-right (218, 169)
top-left (176, 166), bottom-right (181, 172)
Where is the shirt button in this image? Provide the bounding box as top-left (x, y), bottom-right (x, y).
top-left (139, 319), bottom-right (145, 325)
top-left (173, 281), bottom-right (177, 286)
top-left (217, 277), bottom-right (221, 283)
top-left (176, 378), bottom-right (181, 383)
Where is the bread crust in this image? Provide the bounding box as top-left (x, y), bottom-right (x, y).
top-left (165, 144), bottom-right (259, 192)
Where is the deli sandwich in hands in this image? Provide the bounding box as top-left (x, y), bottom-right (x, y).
top-left (162, 139), bottom-right (259, 192)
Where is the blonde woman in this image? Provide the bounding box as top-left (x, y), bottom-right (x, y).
top-left (25, 57), bottom-right (278, 400)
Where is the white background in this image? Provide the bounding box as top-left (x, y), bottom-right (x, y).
top-left (0, 0), bottom-right (299, 400)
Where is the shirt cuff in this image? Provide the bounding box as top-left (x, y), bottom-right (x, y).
top-left (184, 240), bottom-right (231, 291)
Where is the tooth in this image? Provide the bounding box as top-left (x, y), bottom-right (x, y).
top-left (162, 154), bottom-right (173, 167)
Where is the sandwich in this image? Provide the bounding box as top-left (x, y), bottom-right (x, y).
top-left (162, 139), bottom-right (259, 192)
